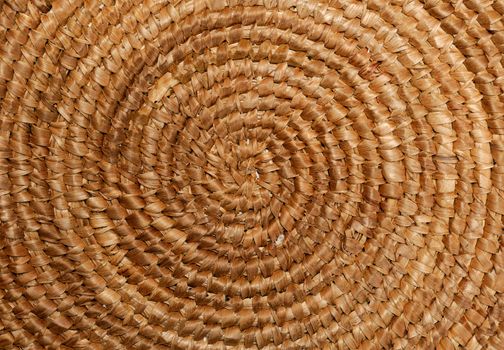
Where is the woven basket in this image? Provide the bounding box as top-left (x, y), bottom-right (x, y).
top-left (1, 0), bottom-right (504, 349)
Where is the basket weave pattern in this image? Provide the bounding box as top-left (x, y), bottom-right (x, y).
top-left (1, 0), bottom-right (504, 349)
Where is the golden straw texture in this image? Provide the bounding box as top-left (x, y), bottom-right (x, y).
top-left (1, 0), bottom-right (504, 349)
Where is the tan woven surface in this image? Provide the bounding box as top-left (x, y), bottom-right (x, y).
top-left (1, 0), bottom-right (504, 349)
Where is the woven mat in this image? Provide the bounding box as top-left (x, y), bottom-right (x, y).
top-left (1, 0), bottom-right (504, 349)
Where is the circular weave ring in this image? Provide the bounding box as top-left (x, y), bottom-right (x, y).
top-left (1, 0), bottom-right (504, 349)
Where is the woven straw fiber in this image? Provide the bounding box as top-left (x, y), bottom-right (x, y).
top-left (1, 0), bottom-right (504, 349)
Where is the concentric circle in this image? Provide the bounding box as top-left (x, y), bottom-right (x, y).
top-left (1, 0), bottom-right (504, 349)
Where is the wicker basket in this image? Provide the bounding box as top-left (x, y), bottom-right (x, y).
top-left (1, 0), bottom-right (504, 349)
